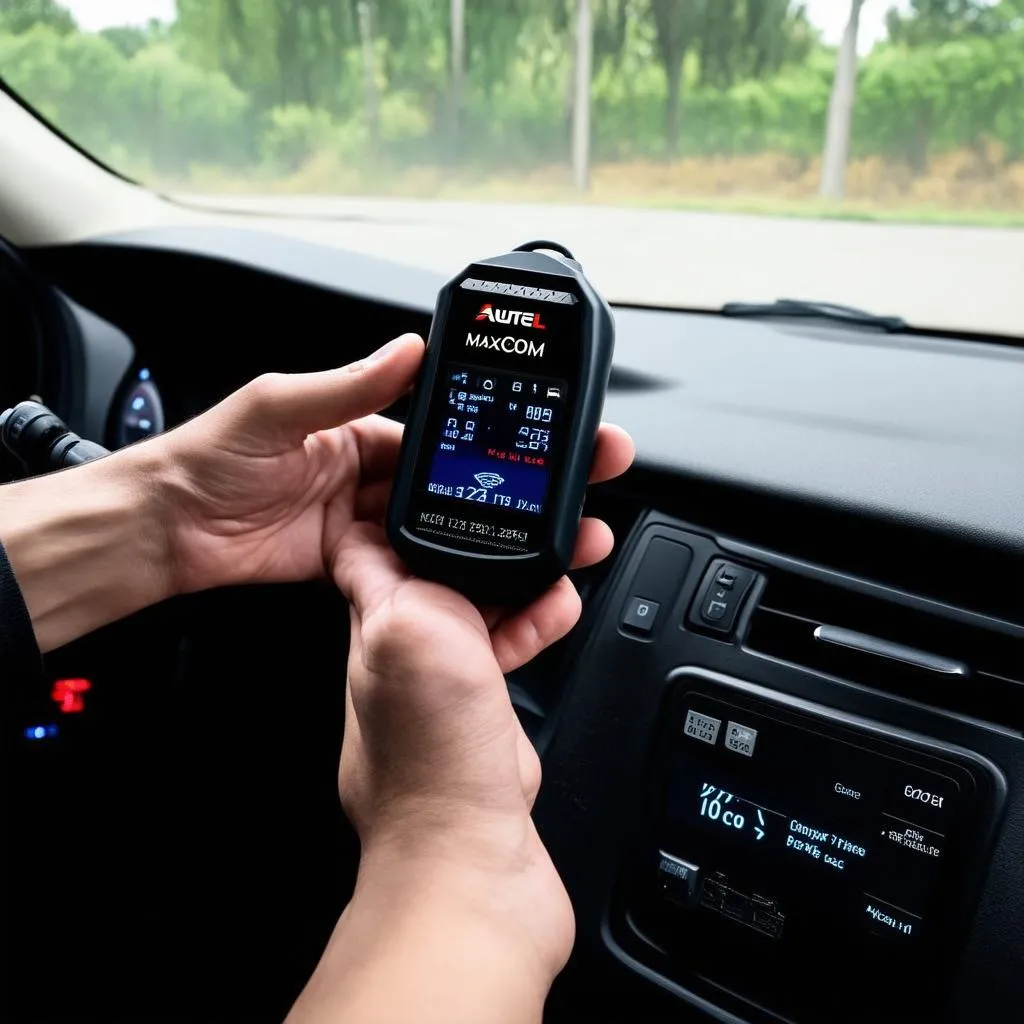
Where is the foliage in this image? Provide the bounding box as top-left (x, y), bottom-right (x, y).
top-left (0, 0), bottom-right (74, 36)
top-left (0, 23), bottom-right (249, 172)
top-left (0, 0), bottom-right (1022, 190)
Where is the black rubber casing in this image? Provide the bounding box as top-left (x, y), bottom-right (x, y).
top-left (386, 248), bottom-right (615, 604)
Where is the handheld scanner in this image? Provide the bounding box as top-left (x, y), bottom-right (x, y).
top-left (386, 241), bottom-right (615, 604)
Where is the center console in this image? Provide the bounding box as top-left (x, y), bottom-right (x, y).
top-left (533, 511), bottom-right (1023, 1024)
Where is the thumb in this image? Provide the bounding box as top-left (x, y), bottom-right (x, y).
top-left (239, 333), bottom-right (424, 442)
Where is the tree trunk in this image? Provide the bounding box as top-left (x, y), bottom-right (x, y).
top-left (819, 0), bottom-right (864, 200)
top-left (357, 0), bottom-right (379, 156)
top-left (665, 56), bottom-right (682, 159)
top-left (572, 0), bottom-right (593, 192)
top-left (449, 0), bottom-right (465, 150)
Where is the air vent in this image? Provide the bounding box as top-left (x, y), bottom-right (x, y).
top-left (745, 570), bottom-right (1024, 729)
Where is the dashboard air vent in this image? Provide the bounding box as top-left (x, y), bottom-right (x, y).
top-left (745, 570), bottom-right (1024, 729)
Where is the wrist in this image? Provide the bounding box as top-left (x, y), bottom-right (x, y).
top-left (292, 837), bottom-right (573, 1024)
top-left (356, 819), bottom-right (575, 984)
top-left (0, 442), bottom-right (178, 651)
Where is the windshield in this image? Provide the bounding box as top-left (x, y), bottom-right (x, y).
top-left (2, 0), bottom-right (1023, 335)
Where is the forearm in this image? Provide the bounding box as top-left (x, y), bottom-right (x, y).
top-left (288, 847), bottom-right (566, 1024)
top-left (0, 444), bottom-right (176, 652)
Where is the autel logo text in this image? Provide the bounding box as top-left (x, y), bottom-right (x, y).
top-left (475, 303), bottom-right (547, 330)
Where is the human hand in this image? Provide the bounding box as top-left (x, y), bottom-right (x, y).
top-left (154, 332), bottom-right (632, 609)
top-left (324, 422), bottom-right (634, 984)
top-left (152, 334), bottom-right (427, 595)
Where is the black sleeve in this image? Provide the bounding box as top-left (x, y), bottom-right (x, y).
top-left (0, 540), bottom-right (42, 687)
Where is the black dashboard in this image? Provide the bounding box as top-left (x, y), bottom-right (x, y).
top-left (4, 226), bottom-right (1024, 1023)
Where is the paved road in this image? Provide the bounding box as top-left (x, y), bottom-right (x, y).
top-left (179, 195), bottom-right (1024, 336)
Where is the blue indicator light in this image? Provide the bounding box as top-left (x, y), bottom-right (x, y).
top-left (24, 724), bottom-right (59, 741)
top-left (138, 368), bottom-right (151, 381)
top-left (131, 396), bottom-right (146, 411)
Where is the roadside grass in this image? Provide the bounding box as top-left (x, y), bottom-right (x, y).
top-left (162, 149), bottom-right (1024, 229)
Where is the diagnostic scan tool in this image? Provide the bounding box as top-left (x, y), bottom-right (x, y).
top-left (386, 241), bottom-right (615, 604)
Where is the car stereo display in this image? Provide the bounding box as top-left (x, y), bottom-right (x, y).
top-left (667, 702), bottom-right (959, 941)
top-left (624, 677), bottom-right (1004, 1022)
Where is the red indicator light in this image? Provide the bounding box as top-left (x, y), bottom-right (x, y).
top-left (51, 678), bottom-right (92, 714)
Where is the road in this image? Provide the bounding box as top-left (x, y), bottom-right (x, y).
top-left (178, 195), bottom-right (1024, 336)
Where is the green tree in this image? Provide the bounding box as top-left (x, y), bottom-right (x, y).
top-left (885, 0), bottom-right (1003, 44)
top-left (100, 20), bottom-right (169, 59)
top-left (649, 0), bottom-right (698, 156)
top-left (0, 0), bottom-right (74, 35)
top-left (175, 0), bottom-right (360, 113)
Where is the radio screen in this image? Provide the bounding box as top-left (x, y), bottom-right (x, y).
top-left (622, 679), bottom-right (1000, 1023)
top-left (666, 696), bottom-right (966, 942)
top-left (655, 688), bottom-right (983, 958)
top-left (424, 364), bottom-right (567, 518)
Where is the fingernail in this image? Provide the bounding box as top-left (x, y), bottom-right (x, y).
top-left (367, 334), bottom-right (419, 362)
top-left (366, 337), bottom-right (401, 362)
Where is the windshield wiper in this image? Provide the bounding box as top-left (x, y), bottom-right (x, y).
top-left (721, 298), bottom-right (907, 333)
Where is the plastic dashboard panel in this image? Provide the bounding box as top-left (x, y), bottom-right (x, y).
top-left (63, 226), bottom-right (1024, 569)
top-left (534, 511), bottom-right (1024, 1023)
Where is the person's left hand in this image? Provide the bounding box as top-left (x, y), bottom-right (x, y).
top-left (150, 333), bottom-right (632, 597)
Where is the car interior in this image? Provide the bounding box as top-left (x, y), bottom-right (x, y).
top-left (3, 29), bottom-right (1024, 1024)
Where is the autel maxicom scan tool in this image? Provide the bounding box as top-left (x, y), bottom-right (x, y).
top-left (386, 241), bottom-right (615, 604)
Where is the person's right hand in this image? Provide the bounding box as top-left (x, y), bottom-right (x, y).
top-left (286, 428), bottom-right (633, 1024)
top-left (333, 410), bottom-right (631, 958)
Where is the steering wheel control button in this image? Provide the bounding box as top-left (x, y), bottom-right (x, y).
top-left (657, 852), bottom-right (701, 908)
top-left (684, 709), bottom-right (721, 746)
top-left (621, 596), bottom-right (661, 636)
top-left (688, 559), bottom-right (758, 637)
top-left (724, 721), bottom-right (758, 757)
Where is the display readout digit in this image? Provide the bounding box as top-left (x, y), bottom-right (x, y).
top-left (424, 364), bottom-right (567, 517)
top-left (695, 781), bottom-right (865, 871)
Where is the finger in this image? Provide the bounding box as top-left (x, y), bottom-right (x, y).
top-left (353, 478), bottom-right (392, 523)
top-left (589, 423), bottom-right (635, 485)
top-left (491, 576), bottom-right (583, 674)
top-left (347, 414), bottom-right (404, 483)
top-left (239, 334), bottom-right (424, 444)
top-left (478, 519), bottom-right (613, 633)
top-left (332, 521), bottom-right (414, 616)
top-left (516, 725), bottom-right (543, 809)
top-left (569, 517), bottom-right (615, 570)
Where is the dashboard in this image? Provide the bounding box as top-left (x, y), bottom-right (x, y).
top-left (3, 225), bottom-right (1024, 1023)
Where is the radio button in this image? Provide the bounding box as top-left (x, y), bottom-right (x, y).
top-left (863, 894), bottom-right (922, 942)
top-left (724, 721), bottom-right (758, 757)
top-left (621, 596), bottom-right (660, 636)
top-left (657, 852), bottom-right (701, 907)
top-left (684, 709), bottom-right (721, 745)
top-left (688, 559), bottom-right (758, 638)
top-left (833, 781), bottom-right (863, 801)
top-left (879, 813), bottom-right (945, 862)
top-left (887, 771), bottom-right (959, 827)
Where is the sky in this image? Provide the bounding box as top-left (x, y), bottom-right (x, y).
top-left (61, 0), bottom-right (911, 52)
